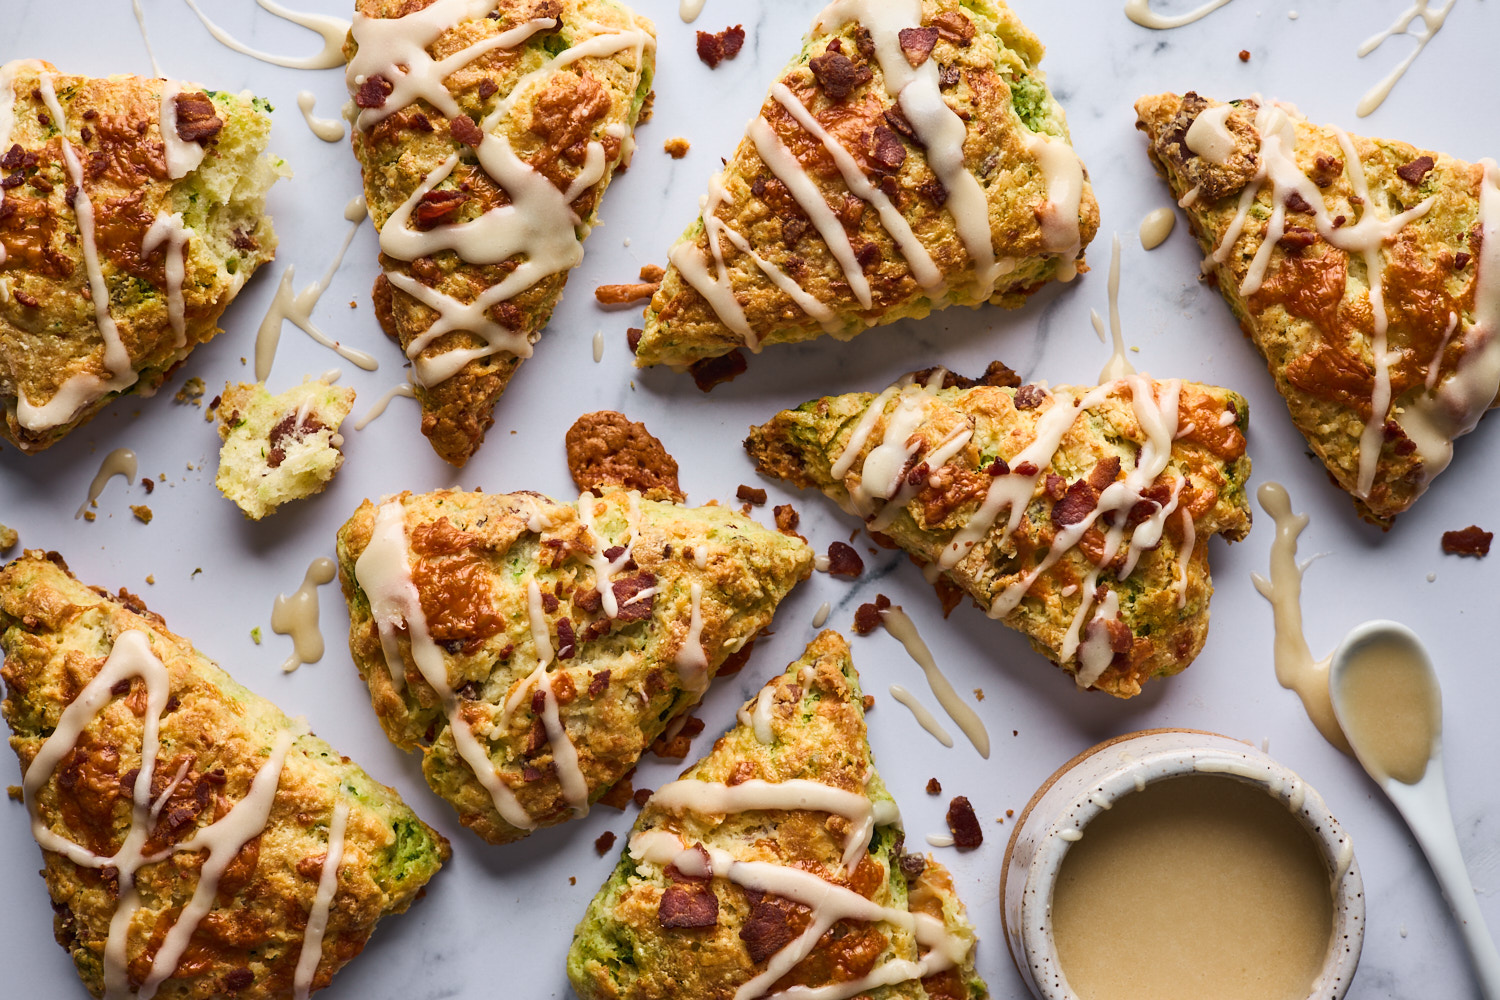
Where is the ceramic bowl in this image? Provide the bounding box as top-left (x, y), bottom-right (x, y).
top-left (1000, 728), bottom-right (1364, 1000)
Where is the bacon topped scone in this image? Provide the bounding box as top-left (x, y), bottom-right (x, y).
top-left (568, 631), bottom-right (987, 1000)
top-left (0, 552), bottom-right (449, 1000)
top-left (1136, 92), bottom-right (1500, 526)
top-left (335, 488), bottom-right (813, 845)
top-left (346, 1), bottom-right (655, 466)
top-left (745, 368), bottom-right (1253, 697)
top-left (0, 60), bottom-right (282, 453)
top-left (633, 0), bottom-right (1098, 371)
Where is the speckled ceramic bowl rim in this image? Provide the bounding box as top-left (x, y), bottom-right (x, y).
top-left (1000, 728), bottom-right (1365, 1000)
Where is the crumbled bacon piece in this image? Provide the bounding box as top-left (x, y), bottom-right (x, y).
top-left (1442, 525), bottom-right (1492, 557)
top-left (1013, 384), bottom-right (1048, 410)
top-left (852, 594), bottom-right (891, 635)
top-left (898, 26), bottom-right (939, 66)
top-left (1051, 479), bottom-right (1099, 528)
top-left (1455, 251), bottom-right (1472, 270)
top-left (650, 715), bottom-right (706, 759)
top-left (689, 350), bottom-right (748, 392)
top-left (917, 178), bottom-right (948, 206)
top-left (140, 478), bottom-right (154, 494)
top-left (556, 618), bottom-right (576, 659)
top-left (938, 63), bottom-right (960, 87)
top-left (825, 541), bottom-right (864, 578)
top-left (666, 843), bottom-right (714, 883)
top-left (1396, 155), bottom-right (1436, 186)
top-left (355, 74), bottom-right (393, 109)
top-left (717, 638), bottom-right (756, 677)
top-left (1087, 456), bottom-right (1121, 492)
top-left (867, 125), bottom-right (907, 173)
top-left (612, 573), bottom-right (657, 622)
top-left (986, 458), bottom-right (1010, 476)
top-left (1284, 190), bottom-right (1313, 214)
top-left (594, 830), bottom-right (617, 855)
top-left (627, 327), bottom-right (644, 353)
top-left (449, 114), bottom-right (485, 147)
top-left (1238, 49), bottom-right (1251, 62)
top-left (931, 10), bottom-right (975, 45)
top-left (588, 670), bottom-right (611, 697)
top-left (926, 777), bottom-right (941, 795)
top-left (898, 852), bottom-right (926, 881)
top-left (659, 884), bottom-right (719, 928)
top-left (1044, 474), bottom-right (1067, 500)
top-left (736, 485), bottom-right (767, 505)
top-left (1310, 154), bottom-right (1343, 187)
top-left (173, 93), bottom-right (222, 144)
top-left (477, 78), bottom-right (499, 100)
top-left (1014, 461), bottom-right (1039, 477)
top-left (1277, 226), bottom-right (1317, 250)
top-left (696, 24), bottom-right (746, 68)
top-left (808, 46), bottom-right (872, 101)
top-left (773, 504), bottom-right (801, 535)
top-left (883, 107), bottom-right (921, 146)
top-left (740, 891), bottom-right (806, 962)
top-left (947, 795), bottom-right (983, 849)
top-left (413, 189), bottom-right (466, 230)
top-left (632, 787), bottom-right (653, 808)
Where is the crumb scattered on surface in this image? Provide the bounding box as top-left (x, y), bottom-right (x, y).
top-left (973, 687), bottom-right (984, 701)
top-left (1006, 809), bottom-right (1014, 817)
top-left (191, 567), bottom-right (202, 578)
top-left (825, 541), bottom-right (864, 578)
top-left (947, 796), bottom-right (983, 849)
top-left (861, 694), bottom-right (874, 711)
top-left (772, 504), bottom-right (803, 539)
top-left (0, 523), bottom-right (16, 554)
top-left (689, 349), bottom-right (747, 392)
top-left (130, 505), bottom-right (153, 524)
top-left (6, 785), bottom-right (19, 802)
top-left (639, 264), bottom-right (664, 283)
top-left (566, 411), bottom-right (684, 503)
top-left (174, 376), bottom-right (206, 405)
top-left (569, 876), bottom-right (577, 885)
top-left (595, 281), bottom-right (658, 305)
top-left (594, 831), bottom-right (617, 855)
top-left (1442, 525), bottom-right (1492, 557)
top-left (632, 788), bottom-right (653, 809)
top-left (1238, 49), bottom-right (1251, 61)
top-left (696, 24), bottom-right (745, 67)
top-left (663, 136), bottom-right (690, 158)
top-left (140, 477), bottom-right (154, 494)
top-left (145, 575), bottom-right (155, 585)
top-left (251, 626), bottom-right (262, 644)
top-left (926, 778), bottom-right (942, 796)
top-left (83, 511), bottom-right (96, 522)
top-left (736, 485), bottom-right (767, 506)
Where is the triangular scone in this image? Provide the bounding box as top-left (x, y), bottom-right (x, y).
top-left (0, 552), bottom-right (449, 999)
top-left (568, 631), bottom-right (988, 1000)
top-left (633, 0), bottom-right (1098, 370)
top-left (746, 369), bottom-right (1253, 697)
top-left (1136, 93), bottom-right (1500, 526)
top-left (335, 488), bottom-right (813, 844)
top-left (0, 60), bottom-right (281, 453)
top-left (347, 2), bottom-right (655, 466)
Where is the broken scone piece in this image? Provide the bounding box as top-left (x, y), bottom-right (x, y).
top-left (746, 367), bottom-right (1253, 697)
top-left (347, 1), bottom-right (656, 466)
top-left (0, 551), bottom-right (449, 999)
top-left (568, 631), bottom-right (988, 1000)
top-left (215, 378), bottom-right (356, 520)
top-left (634, 0), bottom-right (1098, 370)
top-left (335, 487), bottom-right (813, 844)
top-left (1136, 92), bottom-right (1500, 526)
top-left (0, 60), bottom-right (283, 453)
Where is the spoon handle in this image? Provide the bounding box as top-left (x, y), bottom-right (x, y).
top-left (1390, 770), bottom-right (1500, 1000)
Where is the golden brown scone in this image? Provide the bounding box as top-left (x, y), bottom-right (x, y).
top-left (335, 488), bottom-right (813, 844)
top-left (0, 60), bottom-right (282, 453)
top-left (347, 1), bottom-right (655, 466)
top-left (1136, 92), bottom-right (1500, 526)
top-left (634, 0), bottom-right (1098, 370)
top-left (568, 632), bottom-right (987, 1000)
top-left (0, 551), bottom-right (448, 1000)
top-left (746, 369), bottom-right (1252, 697)
top-left (566, 410), bottom-right (684, 502)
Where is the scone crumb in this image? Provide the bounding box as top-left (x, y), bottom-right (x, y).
top-left (1441, 525), bottom-right (1491, 557)
top-left (83, 511), bottom-right (96, 522)
top-left (973, 687), bottom-right (985, 701)
top-left (594, 831), bottom-right (617, 855)
top-left (131, 505), bottom-right (153, 524)
top-left (0, 523), bottom-right (16, 554)
top-left (174, 376), bottom-right (206, 405)
top-left (145, 575), bottom-right (155, 585)
top-left (862, 694), bottom-right (874, 711)
top-left (663, 136), bottom-right (690, 158)
top-left (926, 778), bottom-right (942, 796)
top-left (251, 626), bottom-right (262, 644)
top-left (6, 785), bottom-right (20, 802)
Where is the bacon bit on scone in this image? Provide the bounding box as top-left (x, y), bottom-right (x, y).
top-left (663, 136), bottom-right (690, 158)
top-left (736, 485), bottom-right (767, 505)
top-left (696, 24), bottom-right (746, 68)
top-left (825, 541), bottom-right (864, 578)
top-left (566, 410), bottom-right (684, 503)
top-left (1396, 155), bottom-right (1436, 186)
top-left (1013, 384), bottom-right (1048, 409)
top-left (926, 778), bottom-right (942, 795)
top-left (947, 795), bottom-right (983, 849)
top-left (931, 10), bottom-right (975, 45)
top-left (650, 715), bottom-right (706, 759)
top-left (355, 73), bottom-right (393, 109)
top-left (413, 189), bottom-right (467, 229)
top-left (689, 350), bottom-right (748, 392)
top-left (808, 40), bottom-right (872, 101)
top-left (658, 882), bottom-right (719, 928)
top-left (740, 891), bottom-right (805, 962)
top-left (449, 114), bottom-right (484, 147)
top-left (898, 26), bottom-right (939, 67)
top-left (852, 594), bottom-right (892, 635)
top-left (594, 282), bottom-right (658, 305)
top-left (627, 327), bottom-right (644, 353)
top-left (594, 831), bottom-right (617, 855)
top-left (1441, 525), bottom-right (1492, 557)
top-left (173, 92), bottom-right (222, 144)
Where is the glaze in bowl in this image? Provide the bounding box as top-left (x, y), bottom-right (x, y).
top-left (1000, 729), bottom-right (1365, 1000)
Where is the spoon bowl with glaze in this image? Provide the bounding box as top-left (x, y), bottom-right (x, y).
top-left (1329, 620), bottom-right (1500, 1000)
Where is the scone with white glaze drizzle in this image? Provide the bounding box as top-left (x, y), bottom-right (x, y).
top-left (745, 368), bottom-right (1252, 697)
top-left (0, 551), bottom-right (449, 1000)
top-left (633, 0), bottom-right (1097, 371)
top-left (569, 630), bottom-right (987, 1000)
top-left (1136, 92), bottom-right (1500, 526)
top-left (346, 1), bottom-right (655, 466)
top-left (0, 60), bottom-right (283, 454)
top-left (334, 488), bottom-right (813, 844)
top-left (215, 378), bottom-right (357, 520)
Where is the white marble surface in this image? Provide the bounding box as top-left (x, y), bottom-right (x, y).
top-left (2, 1), bottom-right (1498, 997)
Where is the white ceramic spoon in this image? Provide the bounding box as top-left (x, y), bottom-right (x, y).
top-left (1329, 620), bottom-right (1500, 1000)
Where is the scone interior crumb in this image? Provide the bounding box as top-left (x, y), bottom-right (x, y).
top-left (215, 379), bottom-right (356, 520)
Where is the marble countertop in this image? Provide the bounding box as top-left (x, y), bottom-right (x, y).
top-left (2, 1), bottom-right (1497, 997)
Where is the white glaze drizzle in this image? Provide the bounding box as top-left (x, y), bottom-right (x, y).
top-left (878, 607), bottom-right (988, 757)
top-left (1355, 0), bottom-right (1457, 118)
top-left (76, 447), bottom-right (138, 519)
top-left (1023, 128), bottom-right (1086, 282)
top-left (575, 490), bottom-right (642, 618)
top-left (812, 601), bottom-right (831, 627)
top-left (184, 0), bottom-right (350, 71)
top-left (676, 582), bottom-right (709, 693)
top-left (1124, 0), bottom-right (1236, 29)
top-left (354, 500), bottom-right (536, 829)
top-left (352, 381), bottom-right (416, 430)
top-left (271, 556), bottom-right (337, 673)
top-left (679, 0), bottom-right (707, 23)
top-left (1094, 234), bottom-right (1136, 382)
top-left (738, 685), bottom-right (777, 746)
top-left (133, 1), bottom-right (163, 78)
top-left (292, 800), bottom-right (349, 1000)
top-left (1174, 504), bottom-right (1195, 608)
top-left (296, 91), bottom-right (345, 142)
top-left (925, 833), bottom-right (955, 848)
top-left (1138, 206), bottom-right (1176, 250)
top-left (142, 212), bottom-right (190, 347)
top-left (888, 683), bottom-right (953, 748)
top-left (159, 82), bottom-right (206, 179)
